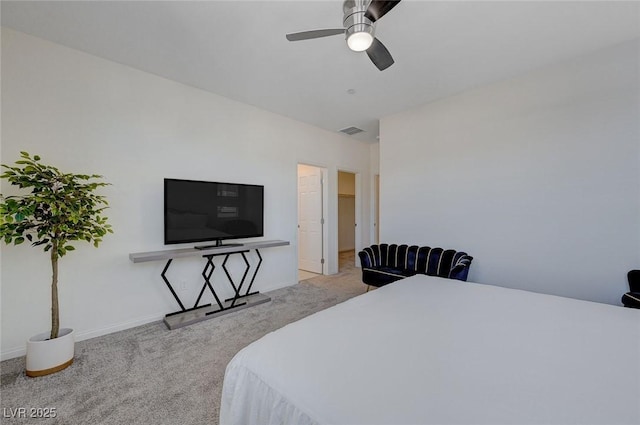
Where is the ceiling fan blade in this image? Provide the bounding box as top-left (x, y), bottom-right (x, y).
top-left (286, 29), bottom-right (345, 42)
top-left (364, 0), bottom-right (402, 22)
top-left (366, 37), bottom-right (394, 71)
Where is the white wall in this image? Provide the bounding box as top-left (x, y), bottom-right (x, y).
top-left (0, 29), bottom-right (372, 359)
top-left (380, 39), bottom-right (640, 305)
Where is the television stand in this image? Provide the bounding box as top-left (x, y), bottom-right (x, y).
top-left (129, 240), bottom-right (289, 329)
top-left (195, 242), bottom-right (243, 250)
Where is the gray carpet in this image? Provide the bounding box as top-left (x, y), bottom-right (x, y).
top-left (0, 252), bottom-right (365, 425)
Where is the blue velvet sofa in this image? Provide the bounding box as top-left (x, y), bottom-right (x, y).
top-left (358, 243), bottom-right (473, 289)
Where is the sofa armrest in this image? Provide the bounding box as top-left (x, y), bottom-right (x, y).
top-left (449, 255), bottom-right (473, 281)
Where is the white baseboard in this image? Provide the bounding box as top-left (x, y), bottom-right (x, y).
top-left (75, 313), bottom-right (163, 342)
top-left (1, 313), bottom-right (164, 361)
top-left (0, 346), bottom-right (26, 362)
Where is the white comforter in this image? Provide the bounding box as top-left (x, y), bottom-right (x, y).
top-left (220, 275), bottom-right (640, 425)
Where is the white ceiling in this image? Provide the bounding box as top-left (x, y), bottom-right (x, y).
top-left (2, 0), bottom-right (639, 143)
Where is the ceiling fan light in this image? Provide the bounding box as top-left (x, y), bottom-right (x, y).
top-left (347, 31), bottom-right (373, 52)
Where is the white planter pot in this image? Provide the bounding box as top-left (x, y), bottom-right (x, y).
top-left (26, 328), bottom-right (74, 377)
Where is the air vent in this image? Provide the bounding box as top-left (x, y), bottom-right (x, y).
top-left (339, 126), bottom-right (365, 136)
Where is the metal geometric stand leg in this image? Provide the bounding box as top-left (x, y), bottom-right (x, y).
top-left (222, 248), bottom-right (270, 307)
top-left (225, 249), bottom-right (263, 301)
top-left (162, 247), bottom-right (272, 328)
top-left (196, 253), bottom-right (248, 316)
top-left (245, 249), bottom-right (263, 297)
top-left (129, 239), bottom-right (289, 330)
top-left (161, 259), bottom-right (185, 311)
top-left (198, 255), bottom-right (226, 311)
top-left (162, 259), bottom-right (212, 318)
top-left (222, 251), bottom-right (249, 307)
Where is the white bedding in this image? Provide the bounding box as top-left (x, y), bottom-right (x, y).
top-left (220, 275), bottom-right (640, 425)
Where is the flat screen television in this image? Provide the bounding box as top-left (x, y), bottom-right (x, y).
top-left (164, 178), bottom-right (264, 248)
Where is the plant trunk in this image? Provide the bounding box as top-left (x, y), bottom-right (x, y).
top-left (50, 240), bottom-right (59, 340)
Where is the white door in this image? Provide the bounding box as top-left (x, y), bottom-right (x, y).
top-left (298, 164), bottom-right (323, 273)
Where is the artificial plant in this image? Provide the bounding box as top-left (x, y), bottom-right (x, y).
top-left (0, 152), bottom-right (113, 339)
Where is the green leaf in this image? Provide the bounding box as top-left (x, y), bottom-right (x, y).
top-left (0, 152), bottom-right (112, 254)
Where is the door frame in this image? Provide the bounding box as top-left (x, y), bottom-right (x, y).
top-left (374, 173), bottom-right (380, 244)
top-left (336, 168), bottom-right (362, 268)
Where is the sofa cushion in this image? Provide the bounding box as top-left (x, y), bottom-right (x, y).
top-left (362, 267), bottom-right (407, 287)
top-left (621, 292), bottom-right (640, 309)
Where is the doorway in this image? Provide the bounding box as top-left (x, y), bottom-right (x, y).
top-left (374, 174), bottom-right (380, 244)
top-left (298, 164), bottom-right (326, 280)
top-left (338, 170), bottom-right (357, 272)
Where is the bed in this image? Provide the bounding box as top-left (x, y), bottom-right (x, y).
top-left (220, 275), bottom-right (640, 425)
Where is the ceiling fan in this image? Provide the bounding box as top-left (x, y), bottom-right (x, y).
top-left (285, 0), bottom-right (402, 71)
